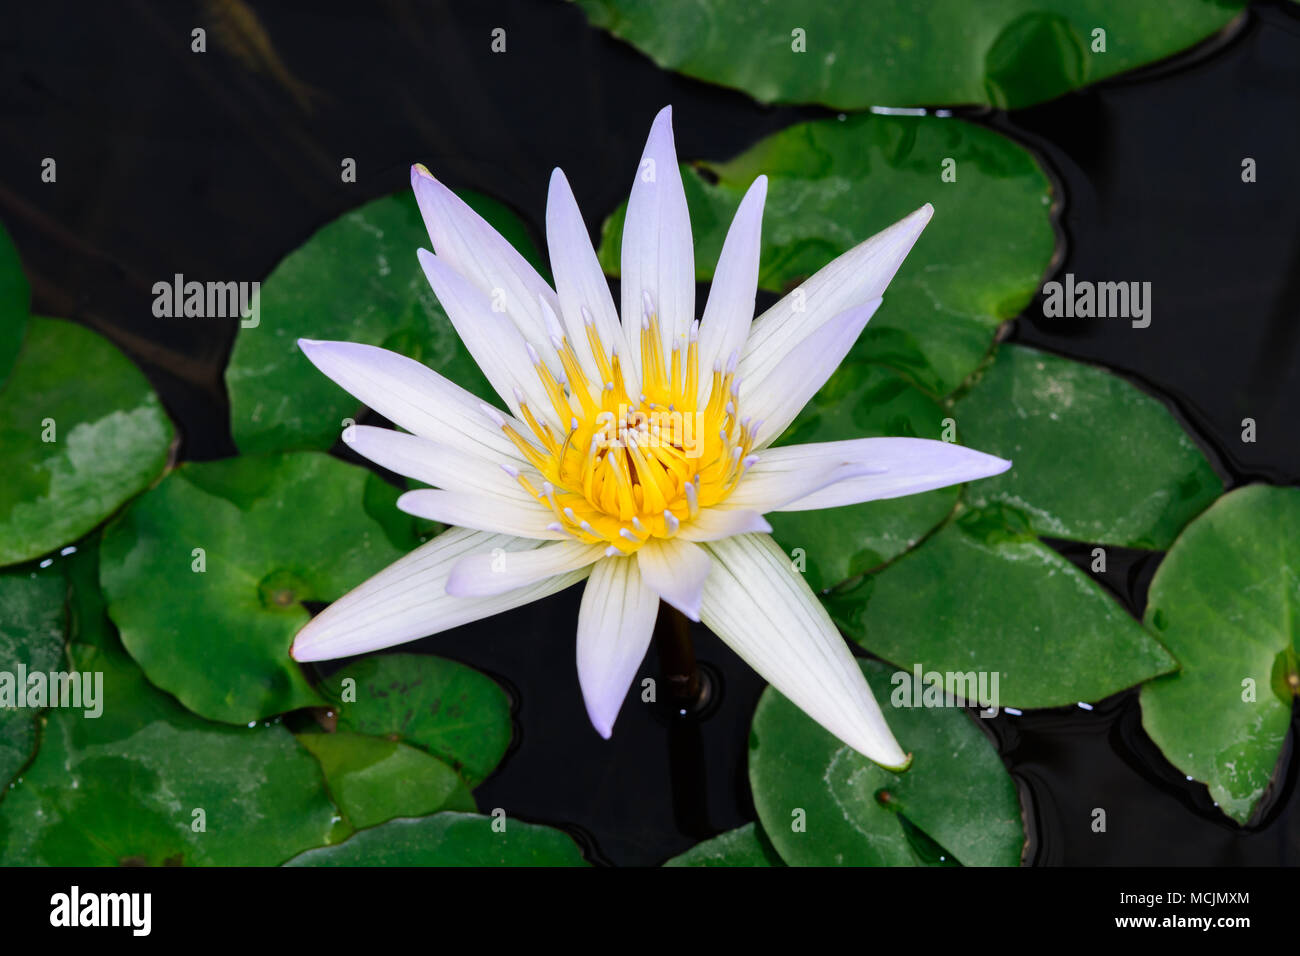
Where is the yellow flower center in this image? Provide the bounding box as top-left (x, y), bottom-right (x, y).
top-left (495, 304), bottom-right (756, 554)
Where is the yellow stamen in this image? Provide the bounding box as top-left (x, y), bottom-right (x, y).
top-left (487, 296), bottom-right (755, 553)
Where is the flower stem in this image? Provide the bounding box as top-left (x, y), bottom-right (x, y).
top-left (653, 603), bottom-right (702, 705)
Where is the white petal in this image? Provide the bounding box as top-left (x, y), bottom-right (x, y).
top-left (621, 106), bottom-right (694, 381)
top-left (446, 541), bottom-right (606, 597)
top-left (291, 527), bottom-right (588, 662)
top-left (417, 250), bottom-right (558, 425)
top-left (766, 438), bottom-right (1012, 511)
top-left (346, 425), bottom-right (536, 502)
top-left (397, 489), bottom-right (562, 540)
top-left (546, 167), bottom-right (629, 386)
top-left (723, 460), bottom-right (883, 514)
top-left (740, 204), bottom-right (932, 386)
top-left (697, 175), bottom-right (767, 400)
top-left (677, 508), bottom-right (772, 542)
top-left (700, 534), bottom-right (908, 768)
top-left (297, 339), bottom-right (525, 464)
top-left (635, 537), bottom-right (711, 621)
top-left (411, 164), bottom-right (558, 346)
top-left (742, 298), bottom-right (882, 448)
top-left (576, 556), bottom-right (659, 738)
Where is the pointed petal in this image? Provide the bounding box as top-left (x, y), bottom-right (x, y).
top-left (446, 541), bottom-right (607, 597)
top-left (346, 425), bottom-right (536, 502)
top-left (621, 106), bottom-right (694, 378)
top-left (677, 508), bottom-right (772, 542)
top-left (397, 489), bottom-right (562, 540)
top-left (742, 298), bottom-right (882, 448)
top-left (636, 537), bottom-right (710, 621)
top-left (411, 164), bottom-right (558, 345)
top-left (701, 534), bottom-right (908, 768)
top-left (296, 338), bottom-right (525, 464)
top-left (723, 460), bottom-right (883, 514)
top-left (698, 175), bottom-right (767, 398)
top-left (764, 438), bottom-right (1012, 511)
top-left (417, 249), bottom-right (558, 425)
top-left (546, 167), bottom-right (628, 385)
top-left (291, 528), bottom-right (588, 662)
top-left (740, 204), bottom-right (932, 386)
top-left (576, 556), bottom-right (659, 738)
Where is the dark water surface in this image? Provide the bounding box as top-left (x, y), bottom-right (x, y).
top-left (1, 0), bottom-right (1297, 865)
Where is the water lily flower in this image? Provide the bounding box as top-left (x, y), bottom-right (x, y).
top-left (291, 106), bottom-right (1010, 769)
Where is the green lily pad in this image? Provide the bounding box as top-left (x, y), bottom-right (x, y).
top-left (0, 220), bottom-right (29, 389)
top-left (1140, 485), bottom-right (1300, 825)
top-left (297, 731), bottom-right (475, 830)
top-left (830, 505), bottom-right (1178, 709)
top-left (99, 452), bottom-right (413, 724)
top-left (324, 653), bottom-right (513, 787)
top-left (0, 545), bottom-right (342, 865)
top-left (284, 811), bottom-right (589, 866)
top-left (663, 822), bottom-right (785, 867)
top-left (0, 317), bottom-right (175, 568)
top-left (956, 345), bottom-right (1221, 549)
top-left (226, 190), bottom-right (545, 454)
top-left (0, 570), bottom-right (66, 791)
top-left (573, 0), bottom-right (1244, 109)
top-left (749, 658), bottom-right (1023, 866)
top-left (766, 361), bottom-right (959, 592)
top-left (598, 113), bottom-right (1055, 396)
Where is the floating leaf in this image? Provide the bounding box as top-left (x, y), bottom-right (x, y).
top-left (0, 544), bottom-right (341, 865)
top-left (598, 113), bottom-right (1054, 395)
top-left (956, 345), bottom-right (1221, 549)
top-left (0, 318), bottom-right (174, 568)
top-left (830, 505), bottom-right (1177, 709)
top-left (324, 653), bottom-right (513, 787)
top-left (749, 658), bottom-right (1023, 866)
top-left (298, 731), bottom-right (474, 830)
top-left (1140, 485), bottom-right (1300, 824)
top-left (663, 822), bottom-right (784, 867)
top-left (766, 362), bottom-right (958, 591)
top-left (0, 220), bottom-right (29, 389)
top-left (572, 0), bottom-right (1244, 109)
top-left (0, 570), bottom-right (66, 791)
top-left (284, 812), bottom-right (589, 867)
top-left (99, 452), bottom-right (412, 724)
top-left (227, 190), bottom-right (544, 454)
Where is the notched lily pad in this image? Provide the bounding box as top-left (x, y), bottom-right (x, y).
top-left (749, 658), bottom-right (1023, 866)
top-left (0, 317), bottom-right (174, 568)
top-left (99, 451), bottom-right (413, 724)
top-left (323, 653), bottom-right (513, 787)
top-left (830, 504), bottom-right (1177, 709)
top-left (598, 113), bottom-right (1055, 395)
top-left (226, 189), bottom-right (544, 454)
top-left (572, 0), bottom-right (1244, 109)
top-left (767, 361), bottom-right (959, 592)
top-left (283, 811), bottom-right (589, 866)
top-left (1140, 485), bottom-right (1300, 824)
top-left (956, 345), bottom-right (1222, 549)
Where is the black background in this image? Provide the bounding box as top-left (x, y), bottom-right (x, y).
top-left (1, 0), bottom-right (1297, 866)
